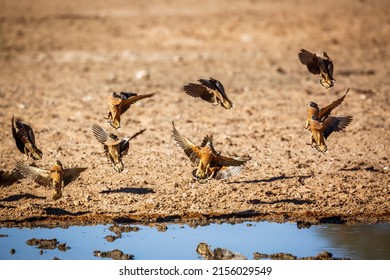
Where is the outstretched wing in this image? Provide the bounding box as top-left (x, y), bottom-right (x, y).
top-left (120, 93), bottom-right (155, 114)
top-left (214, 165), bottom-right (244, 180)
top-left (322, 116), bottom-right (353, 139)
top-left (298, 49), bottom-right (320, 74)
top-left (172, 122), bottom-right (201, 164)
top-left (200, 77), bottom-right (229, 99)
top-left (15, 162), bottom-right (50, 186)
top-left (11, 116), bottom-right (25, 154)
top-left (92, 123), bottom-right (109, 144)
top-left (319, 88), bottom-right (349, 121)
top-left (120, 128), bottom-right (147, 154)
top-left (14, 118), bottom-right (37, 145)
top-left (63, 167), bottom-right (87, 186)
top-left (183, 83), bottom-right (214, 102)
top-left (212, 154), bottom-right (250, 167)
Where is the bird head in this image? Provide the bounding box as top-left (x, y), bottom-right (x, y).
top-left (308, 101), bottom-right (319, 109)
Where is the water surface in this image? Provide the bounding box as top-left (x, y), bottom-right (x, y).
top-left (0, 222), bottom-right (389, 260)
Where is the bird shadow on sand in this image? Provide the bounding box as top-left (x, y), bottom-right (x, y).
top-left (248, 198), bottom-right (315, 205)
top-left (228, 174), bottom-right (312, 184)
top-left (44, 207), bottom-right (89, 216)
top-left (100, 187), bottom-right (155, 195)
top-left (339, 165), bottom-right (381, 172)
top-left (1, 193), bottom-right (46, 202)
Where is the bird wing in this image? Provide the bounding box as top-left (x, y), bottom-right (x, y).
top-left (11, 116), bottom-right (25, 154)
top-left (172, 122), bottom-right (201, 164)
top-left (16, 163), bottom-right (50, 186)
top-left (120, 93), bottom-right (155, 114)
top-left (118, 92), bottom-right (138, 99)
top-left (200, 134), bottom-right (213, 148)
top-left (198, 78), bottom-right (219, 91)
top-left (322, 116), bottom-right (353, 139)
top-left (203, 77), bottom-right (233, 108)
top-left (92, 123), bottom-right (108, 144)
top-left (212, 154), bottom-right (250, 167)
top-left (14, 118), bottom-right (36, 145)
top-left (319, 88), bottom-right (349, 121)
top-left (214, 165), bottom-right (244, 180)
top-left (327, 59), bottom-right (334, 77)
top-left (298, 49), bottom-right (321, 74)
top-left (120, 128), bottom-right (147, 154)
top-left (183, 83), bottom-right (214, 102)
top-left (63, 167), bottom-right (87, 186)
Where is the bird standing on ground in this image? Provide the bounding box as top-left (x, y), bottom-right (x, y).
top-left (11, 116), bottom-right (43, 160)
top-left (183, 77), bottom-right (233, 109)
top-left (298, 49), bottom-right (336, 89)
top-left (92, 123), bottom-right (146, 172)
top-left (172, 122), bottom-right (249, 183)
top-left (305, 88), bottom-right (350, 130)
top-left (16, 160), bottom-right (87, 200)
top-left (309, 114), bottom-right (353, 153)
top-left (105, 91), bottom-right (155, 129)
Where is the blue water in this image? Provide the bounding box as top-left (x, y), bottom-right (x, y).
top-left (0, 222), bottom-right (389, 260)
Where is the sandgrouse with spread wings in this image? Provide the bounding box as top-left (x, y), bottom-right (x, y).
top-left (16, 160), bottom-right (87, 200)
top-left (105, 91), bottom-right (155, 129)
top-left (183, 77), bottom-right (233, 109)
top-left (305, 88), bottom-right (350, 130)
top-left (172, 122), bottom-right (249, 183)
top-left (11, 116), bottom-right (43, 160)
top-left (298, 49), bottom-right (336, 89)
top-left (92, 123), bottom-right (146, 173)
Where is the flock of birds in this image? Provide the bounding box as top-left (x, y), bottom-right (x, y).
top-left (10, 49), bottom-right (353, 199)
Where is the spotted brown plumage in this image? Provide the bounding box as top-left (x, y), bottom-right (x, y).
top-left (105, 91), bottom-right (155, 129)
top-left (298, 49), bottom-right (335, 89)
top-left (11, 116), bottom-right (43, 160)
top-left (15, 160), bottom-right (87, 200)
top-left (92, 123), bottom-right (146, 173)
top-left (305, 88), bottom-right (349, 130)
top-left (309, 115), bottom-right (353, 153)
top-left (183, 77), bottom-right (233, 109)
top-left (172, 121), bottom-right (249, 183)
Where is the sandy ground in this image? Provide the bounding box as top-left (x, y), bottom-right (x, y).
top-left (0, 0), bottom-right (389, 228)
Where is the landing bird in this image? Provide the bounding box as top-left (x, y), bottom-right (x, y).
top-left (105, 91), bottom-right (155, 129)
top-left (183, 77), bottom-right (233, 109)
top-left (92, 123), bottom-right (146, 173)
top-left (298, 49), bottom-right (335, 89)
top-left (16, 160), bottom-right (87, 200)
top-left (309, 114), bottom-right (353, 153)
top-left (172, 122), bottom-right (249, 183)
top-left (305, 88), bottom-right (349, 129)
top-left (11, 116), bottom-right (43, 160)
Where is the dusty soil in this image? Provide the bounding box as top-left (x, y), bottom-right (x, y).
top-left (0, 0), bottom-right (389, 228)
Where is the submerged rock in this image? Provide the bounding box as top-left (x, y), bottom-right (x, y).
top-left (196, 242), bottom-right (247, 260)
top-left (94, 249), bottom-right (134, 260)
top-left (26, 238), bottom-right (58, 249)
top-left (26, 238), bottom-right (70, 251)
top-left (253, 250), bottom-right (350, 260)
